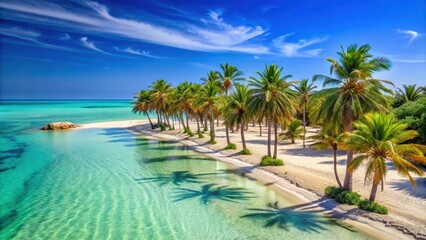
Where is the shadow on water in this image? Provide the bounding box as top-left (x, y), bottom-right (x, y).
top-left (135, 170), bottom-right (231, 186)
top-left (0, 210), bottom-right (18, 231)
top-left (140, 155), bottom-right (214, 164)
top-left (389, 178), bottom-right (426, 199)
top-left (173, 184), bottom-right (254, 204)
top-left (241, 201), bottom-right (356, 233)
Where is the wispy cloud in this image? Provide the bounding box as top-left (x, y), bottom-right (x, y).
top-left (114, 47), bottom-right (160, 58)
top-left (397, 29), bottom-right (423, 43)
top-left (0, 25), bottom-right (73, 51)
top-left (60, 33), bottom-right (70, 40)
top-left (0, 0), bottom-right (270, 54)
top-left (80, 37), bottom-right (110, 54)
top-left (272, 33), bottom-right (327, 57)
top-left (392, 58), bottom-right (426, 63)
top-left (189, 62), bottom-right (216, 69)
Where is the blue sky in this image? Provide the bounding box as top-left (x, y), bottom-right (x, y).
top-left (0, 0), bottom-right (425, 99)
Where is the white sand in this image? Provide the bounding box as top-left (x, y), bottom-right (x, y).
top-left (81, 119), bottom-right (426, 239)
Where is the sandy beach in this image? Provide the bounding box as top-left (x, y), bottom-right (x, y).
top-left (83, 119), bottom-right (426, 239)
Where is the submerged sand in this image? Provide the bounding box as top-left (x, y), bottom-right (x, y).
top-left (82, 119), bottom-right (426, 239)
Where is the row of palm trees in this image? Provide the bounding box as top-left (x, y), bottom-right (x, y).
top-left (132, 44), bottom-right (426, 202)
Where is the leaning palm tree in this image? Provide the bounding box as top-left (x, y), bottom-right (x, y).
top-left (150, 79), bottom-right (174, 128)
top-left (309, 127), bottom-right (345, 187)
top-left (219, 63), bottom-right (245, 145)
top-left (223, 84), bottom-right (251, 152)
top-left (346, 112), bottom-right (426, 202)
top-left (132, 90), bottom-right (154, 129)
top-left (313, 44), bottom-right (393, 191)
top-left (294, 79), bottom-right (317, 148)
top-left (396, 84), bottom-right (423, 103)
top-left (195, 82), bottom-right (221, 144)
top-left (248, 65), bottom-right (297, 158)
top-left (279, 120), bottom-right (304, 144)
top-left (174, 81), bottom-right (193, 132)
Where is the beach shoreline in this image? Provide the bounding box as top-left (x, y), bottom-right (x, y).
top-left (82, 119), bottom-right (425, 239)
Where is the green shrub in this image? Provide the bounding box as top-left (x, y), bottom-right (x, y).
top-left (209, 140), bottom-right (217, 145)
top-left (197, 131), bottom-right (204, 138)
top-left (335, 191), bottom-right (361, 205)
top-left (358, 199), bottom-right (388, 214)
top-left (260, 155), bottom-right (284, 166)
top-left (224, 143), bottom-right (237, 150)
top-left (325, 186), bottom-right (345, 198)
top-left (240, 148), bottom-right (252, 155)
top-left (159, 124), bottom-right (166, 131)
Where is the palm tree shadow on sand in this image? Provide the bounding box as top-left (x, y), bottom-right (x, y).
top-left (173, 184), bottom-right (254, 204)
top-left (242, 201), bottom-right (356, 233)
top-left (135, 171), bottom-right (220, 186)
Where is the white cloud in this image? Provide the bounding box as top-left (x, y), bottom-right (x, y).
top-left (272, 33), bottom-right (327, 57)
top-left (80, 37), bottom-right (110, 54)
top-left (60, 33), bottom-right (70, 40)
top-left (391, 58), bottom-right (426, 63)
top-left (253, 55), bottom-right (260, 59)
top-left (0, 0), bottom-right (269, 54)
top-left (397, 29), bottom-right (421, 43)
top-left (114, 47), bottom-right (159, 58)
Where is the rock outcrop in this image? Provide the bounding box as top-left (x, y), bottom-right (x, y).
top-left (41, 122), bottom-right (80, 130)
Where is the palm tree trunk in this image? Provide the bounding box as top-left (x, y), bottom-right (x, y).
top-left (291, 137), bottom-right (295, 144)
top-left (343, 121), bottom-right (354, 191)
top-left (259, 120), bottom-right (262, 136)
top-left (172, 115), bottom-right (175, 129)
top-left (210, 105), bottom-right (215, 143)
top-left (333, 147), bottom-right (343, 187)
top-left (165, 114), bottom-right (171, 129)
top-left (241, 119), bottom-right (247, 149)
top-left (204, 114), bottom-right (208, 131)
top-left (145, 111), bottom-right (154, 129)
top-left (196, 116), bottom-right (200, 133)
top-left (179, 113), bottom-right (186, 129)
top-left (369, 182), bottom-right (379, 202)
top-left (267, 117), bottom-right (272, 157)
top-left (225, 124), bottom-right (230, 145)
top-left (252, 120), bottom-right (255, 127)
top-left (302, 105), bottom-right (306, 148)
top-left (156, 110), bottom-right (160, 125)
top-left (273, 121), bottom-right (278, 159)
top-left (216, 117), bottom-right (219, 127)
top-left (186, 109), bottom-right (190, 130)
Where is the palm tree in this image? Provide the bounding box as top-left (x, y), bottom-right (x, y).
top-left (396, 84), bottom-right (423, 103)
top-left (294, 79), bottom-right (317, 148)
top-left (195, 81), bottom-right (221, 144)
top-left (174, 81), bottom-right (193, 132)
top-left (279, 120), bottom-right (304, 144)
top-left (223, 84), bottom-right (251, 151)
top-left (132, 90), bottom-right (154, 129)
top-left (345, 112), bottom-right (426, 202)
top-left (248, 65), bottom-right (297, 158)
top-left (313, 44), bottom-right (392, 191)
top-left (309, 128), bottom-right (344, 187)
top-left (150, 79), bottom-right (174, 128)
top-left (219, 63), bottom-right (245, 145)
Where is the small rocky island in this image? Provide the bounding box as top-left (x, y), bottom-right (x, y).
top-left (41, 122), bottom-right (80, 130)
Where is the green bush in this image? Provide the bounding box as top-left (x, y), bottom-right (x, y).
top-left (159, 124), bottom-right (166, 131)
top-left (335, 191), bottom-right (361, 205)
top-left (197, 131), bottom-right (204, 138)
top-left (224, 143), bottom-right (237, 150)
top-left (325, 186), bottom-right (345, 198)
top-left (240, 148), bottom-right (252, 155)
top-left (260, 155), bottom-right (284, 166)
top-left (358, 199), bottom-right (388, 214)
top-left (325, 186), bottom-right (360, 205)
top-left (209, 140), bottom-right (217, 145)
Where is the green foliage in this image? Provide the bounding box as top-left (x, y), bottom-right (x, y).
top-left (393, 96), bottom-right (426, 144)
top-left (209, 140), bottom-right (217, 145)
top-left (224, 143), bottom-right (237, 150)
top-left (358, 199), bottom-right (388, 214)
top-left (279, 119), bottom-right (304, 143)
top-left (159, 124), bottom-right (166, 131)
top-left (197, 131), bottom-right (204, 138)
top-left (325, 186), bottom-right (345, 198)
top-left (240, 148), bottom-right (252, 155)
top-left (260, 155), bottom-right (284, 166)
top-left (325, 186), bottom-right (360, 205)
top-left (335, 191), bottom-right (361, 205)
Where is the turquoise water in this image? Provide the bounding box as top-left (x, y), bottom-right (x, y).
top-left (0, 101), bottom-right (372, 239)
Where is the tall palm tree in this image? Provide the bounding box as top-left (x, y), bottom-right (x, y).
top-left (309, 128), bottom-right (344, 187)
top-left (195, 81), bottom-right (221, 144)
top-left (345, 112), bottom-right (426, 202)
top-left (396, 84), bottom-right (423, 103)
top-left (132, 90), bottom-right (154, 129)
top-left (294, 79), bottom-right (317, 148)
top-left (248, 65), bottom-right (297, 158)
top-left (219, 63), bottom-right (245, 145)
top-left (150, 79), bottom-right (174, 128)
top-left (174, 81), bottom-right (193, 132)
top-left (313, 44), bottom-right (393, 191)
top-left (279, 120), bottom-right (304, 144)
top-left (223, 84), bottom-right (251, 151)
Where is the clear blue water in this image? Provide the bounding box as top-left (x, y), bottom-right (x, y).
top-left (0, 100), bottom-right (373, 239)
